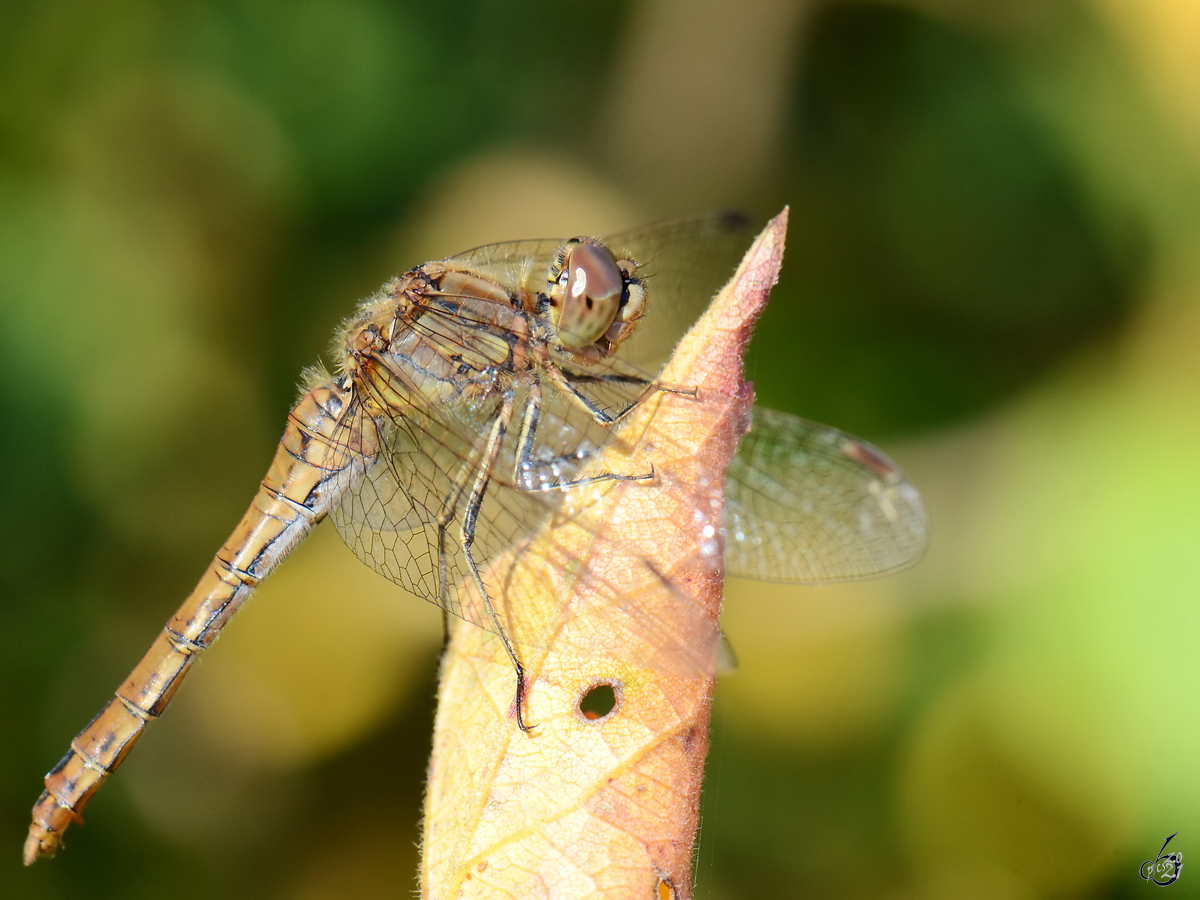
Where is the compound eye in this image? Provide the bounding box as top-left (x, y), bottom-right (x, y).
top-left (552, 240), bottom-right (624, 348)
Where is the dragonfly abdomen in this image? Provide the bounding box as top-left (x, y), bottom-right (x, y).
top-left (24, 378), bottom-right (374, 865)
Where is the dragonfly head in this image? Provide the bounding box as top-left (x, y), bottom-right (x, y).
top-left (547, 237), bottom-right (646, 362)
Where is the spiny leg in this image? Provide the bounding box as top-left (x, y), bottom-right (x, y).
top-left (542, 358), bottom-right (694, 427)
top-left (452, 392), bottom-right (534, 732)
top-left (434, 399), bottom-right (519, 612)
top-left (553, 368), bottom-right (654, 389)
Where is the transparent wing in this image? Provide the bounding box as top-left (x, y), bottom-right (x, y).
top-left (329, 391), bottom-right (529, 632)
top-left (602, 210), bottom-right (757, 366)
top-left (329, 380), bottom-right (721, 673)
top-left (724, 407), bottom-right (928, 583)
top-left (444, 237), bottom-right (563, 295)
top-left (333, 215), bottom-right (922, 672)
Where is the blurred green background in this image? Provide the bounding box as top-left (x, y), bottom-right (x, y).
top-left (2, 0), bottom-right (1199, 897)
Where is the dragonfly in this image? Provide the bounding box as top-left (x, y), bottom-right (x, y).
top-left (24, 212), bottom-right (927, 865)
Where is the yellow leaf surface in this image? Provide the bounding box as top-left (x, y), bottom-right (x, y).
top-left (422, 210), bottom-right (788, 899)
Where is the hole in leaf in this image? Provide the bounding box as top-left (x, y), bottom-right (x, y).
top-left (656, 876), bottom-right (676, 899)
top-left (578, 681), bottom-right (619, 720)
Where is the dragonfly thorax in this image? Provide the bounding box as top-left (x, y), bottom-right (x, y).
top-left (342, 264), bottom-right (533, 413)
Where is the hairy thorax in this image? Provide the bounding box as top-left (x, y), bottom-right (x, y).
top-left (343, 261), bottom-right (535, 413)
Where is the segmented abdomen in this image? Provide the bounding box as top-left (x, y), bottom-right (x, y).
top-left (24, 378), bottom-right (374, 865)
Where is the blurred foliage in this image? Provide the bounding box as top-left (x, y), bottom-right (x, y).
top-left (2, 0), bottom-right (1199, 897)
top-left (754, 4), bottom-right (1145, 435)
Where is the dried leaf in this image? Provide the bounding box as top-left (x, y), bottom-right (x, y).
top-left (421, 210), bottom-right (788, 899)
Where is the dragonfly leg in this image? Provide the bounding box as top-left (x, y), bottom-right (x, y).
top-left (542, 359), bottom-right (695, 425)
top-left (453, 391), bottom-right (535, 732)
top-left (554, 367), bottom-right (701, 405)
top-left (512, 379), bottom-right (655, 491)
top-left (435, 453), bottom-right (483, 619)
